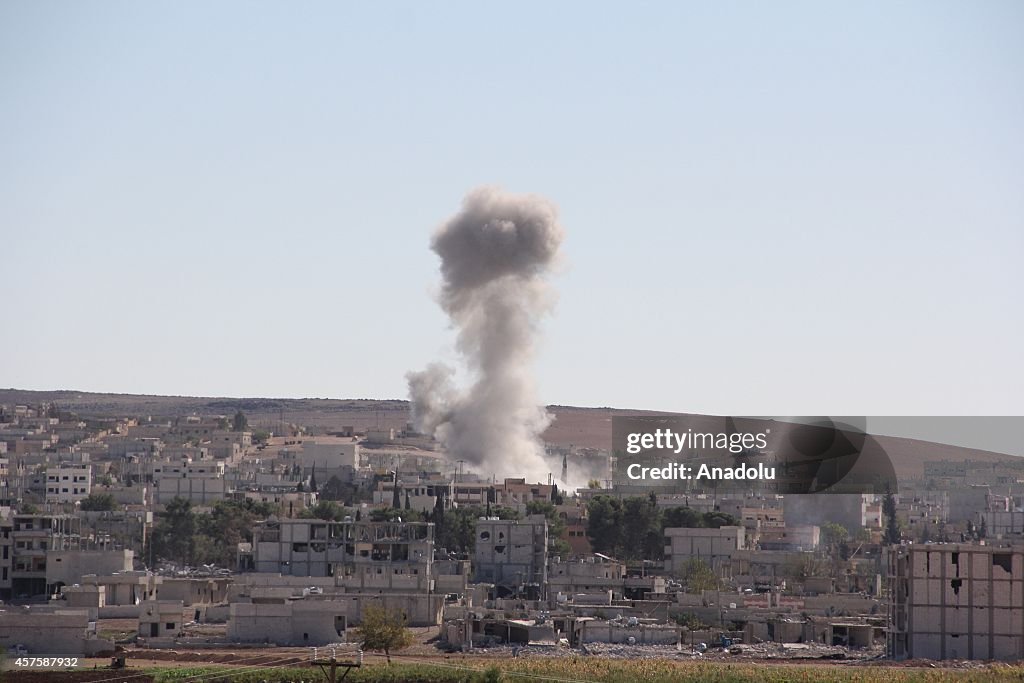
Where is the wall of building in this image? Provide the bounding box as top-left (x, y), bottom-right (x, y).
top-left (889, 544), bottom-right (1024, 661)
top-left (156, 476), bottom-right (227, 506)
top-left (228, 600), bottom-right (347, 646)
top-left (228, 593), bottom-right (444, 644)
top-left (473, 517), bottom-right (548, 589)
top-left (251, 520), bottom-right (434, 581)
top-left (0, 608), bottom-right (95, 655)
top-left (578, 621), bottom-right (680, 645)
top-left (46, 549), bottom-right (134, 589)
top-left (664, 526), bottom-right (744, 575)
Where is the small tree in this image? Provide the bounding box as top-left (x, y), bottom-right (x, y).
top-left (356, 604), bottom-right (414, 664)
top-left (300, 500), bottom-right (348, 522)
top-left (80, 492), bottom-right (117, 511)
top-left (821, 522), bottom-right (849, 549)
top-left (232, 411), bottom-right (248, 432)
top-left (525, 500), bottom-right (570, 556)
top-left (678, 558), bottom-right (720, 593)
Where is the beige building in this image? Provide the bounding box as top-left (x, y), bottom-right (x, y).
top-left (450, 478), bottom-right (554, 512)
top-left (889, 543), bottom-right (1024, 660)
top-left (81, 570), bottom-right (161, 608)
top-left (47, 548), bottom-right (134, 592)
top-left (45, 463), bottom-right (92, 504)
top-left (549, 553), bottom-right (626, 597)
top-left (0, 606), bottom-right (111, 655)
top-left (474, 515), bottom-right (548, 596)
top-left (251, 519), bottom-right (434, 582)
top-left (138, 600), bottom-right (184, 645)
top-left (155, 462), bottom-right (228, 506)
top-left (297, 438), bottom-right (360, 469)
top-left (664, 526), bottom-right (745, 576)
top-left (228, 599), bottom-right (348, 645)
top-left (981, 511), bottom-right (1024, 538)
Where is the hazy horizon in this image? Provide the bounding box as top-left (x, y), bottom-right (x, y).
top-left (4, 386), bottom-right (1023, 459)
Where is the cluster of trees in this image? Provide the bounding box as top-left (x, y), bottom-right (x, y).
top-left (299, 500), bottom-right (352, 522)
top-left (586, 494), bottom-right (739, 561)
top-left (79, 492), bottom-right (118, 511)
top-left (150, 497), bottom-right (278, 567)
top-left (524, 500), bottom-right (571, 555)
top-left (315, 474), bottom-right (360, 505)
top-left (676, 557), bottom-right (721, 593)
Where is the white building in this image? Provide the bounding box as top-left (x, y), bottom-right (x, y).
top-left (297, 438), bottom-right (360, 470)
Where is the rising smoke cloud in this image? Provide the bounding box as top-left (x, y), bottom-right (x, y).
top-left (407, 186), bottom-right (564, 483)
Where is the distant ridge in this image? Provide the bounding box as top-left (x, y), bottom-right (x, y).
top-left (1, 388), bottom-right (1017, 480)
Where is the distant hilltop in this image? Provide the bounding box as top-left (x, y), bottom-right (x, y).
top-left (0, 387), bottom-right (1018, 480)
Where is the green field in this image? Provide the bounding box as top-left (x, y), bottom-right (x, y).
top-left (140, 659), bottom-right (1024, 683)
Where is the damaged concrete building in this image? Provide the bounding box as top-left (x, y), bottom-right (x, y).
top-left (250, 518), bottom-right (434, 581)
top-left (474, 515), bottom-right (548, 597)
top-left (888, 543), bottom-right (1024, 660)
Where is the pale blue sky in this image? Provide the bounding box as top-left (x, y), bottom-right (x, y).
top-left (2, 1), bottom-right (1022, 415)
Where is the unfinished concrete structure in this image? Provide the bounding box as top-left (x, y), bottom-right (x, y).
top-left (549, 553), bottom-right (625, 598)
top-left (159, 577), bottom-right (230, 607)
top-left (474, 515), bottom-right (548, 597)
top-left (81, 571), bottom-right (161, 616)
top-left (251, 519), bottom-right (434, 581)
top-left (888, 543), bottom-right (1024, 660)
top-left (4, 513), bottom-right (129, 598)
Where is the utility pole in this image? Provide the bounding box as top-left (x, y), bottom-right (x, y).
top-left (312, 647), bottom-right (361, 683)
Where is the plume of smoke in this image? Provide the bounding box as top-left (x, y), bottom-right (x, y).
top-left (407, 186), bottom-right (564, 483)
top-left (407, 362), bottom-right (456, 436)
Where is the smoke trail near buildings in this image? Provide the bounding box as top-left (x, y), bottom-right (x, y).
top-left (407, 186), bottom-right (564, 483)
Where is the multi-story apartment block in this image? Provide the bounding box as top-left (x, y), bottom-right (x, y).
top-left (474, 515), bottom-right (548, 596)
top-left (889, 543), bottom-right (1024, 660)
top-left (154, 460), bottom-right (228, 506)
top-left (250, 518), bottom-right (435, 586)
top-left (45, 463), bottom-right (92, 504)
